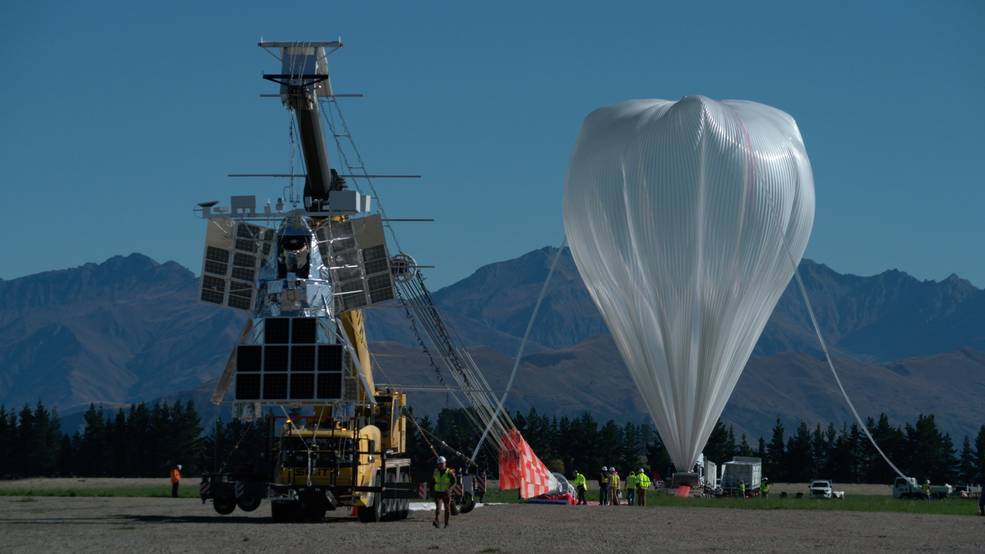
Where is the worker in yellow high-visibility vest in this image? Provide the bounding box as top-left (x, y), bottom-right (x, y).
top-left (636, 469), bottom-right (652, 506)
top-left (625, 470), bottom-right (637, 506)
top-left (431, 456), bottom-right (456, 528)
top-left (571, 470), bottom-right (588, 505)
top-left (609, 469), bottom-right (621, 505)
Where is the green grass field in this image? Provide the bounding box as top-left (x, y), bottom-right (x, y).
top-left (1, 481), bottom-right (979, 516)
top-left (0, 484), bottom-right (199, 499)
top-left (478, 488), bottom-right (981, 517)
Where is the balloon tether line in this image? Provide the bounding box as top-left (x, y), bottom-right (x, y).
top-left (471, 239), bottom-right (567, 461)
top-left (790, 256), bottom-right (907, 480)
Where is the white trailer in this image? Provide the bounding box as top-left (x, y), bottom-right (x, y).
top-left (719, 457), bottom-right (762, 496)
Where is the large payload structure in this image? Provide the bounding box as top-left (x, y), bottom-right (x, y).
top-left (193, 41), bottom-right (409, 523)
top-left (198, 42), bottom-right (395, 418)
top-left (564, 96), bottom-right (815, 472)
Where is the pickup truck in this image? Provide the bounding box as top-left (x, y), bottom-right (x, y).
top-left (809, 480), bottom-right (845, 499)
top-left (892, 476), bottom-right (953, 499)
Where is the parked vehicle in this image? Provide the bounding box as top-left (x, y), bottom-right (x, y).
top-left (809, 480), bottom-right (833, 498)
top-left (719, 457), bottom-right (762, 496)
top-left (892, 476), bottom-right (953, 499)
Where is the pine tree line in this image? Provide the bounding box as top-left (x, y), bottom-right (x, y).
top-left (0, 400), bottom-right (202, 478)
top-left (3, 400), bottom-right (984, 486)
top-left (412, 408), bottom-right (985, 485)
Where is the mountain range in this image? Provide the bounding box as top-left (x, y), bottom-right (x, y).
top-left (1, 249), bottom-right (983, 441)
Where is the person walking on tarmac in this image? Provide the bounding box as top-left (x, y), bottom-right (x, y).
top-left (598, 467), bottom-right (610, 506)
top-left (572, 470), bottom-right (588, 505)
top-left (170, 464), bottom-right (182, 498)
top-left (609, 469), bottom-right (621, 505)
top-left (625, 470), bottom-right (637, 506)
top-left (431, 456), bottom-right (456, 528)
top-left (761, 478), bottom-right (770, 499)
top-left (739, 481), bottom-right (747, 498)
top-left (636, 468), bottom-right (651, 506)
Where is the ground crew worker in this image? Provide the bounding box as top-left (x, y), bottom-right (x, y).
top-left (978, 484), bottom-right (984, 516)
top-left (636, 468), bottom-right (651, 506)
top-left (739, 481), bottom-right (747, 498)
top-left (598, 467), bottom-right (610, 506)
top-left (922, 480), bottom-right (931, 499)
top-left (609, 469), bottom-right (621, 505)
top-left (572, 470), bottom-right (588, 505)
top-left (625, 470), bottom-right (637, 506)
top-left (431, 456), bottom-right (456, 528)
top-left (170, 464), bottom-right (182, 498)
top-left (761, 478), bottom-right (770, 499)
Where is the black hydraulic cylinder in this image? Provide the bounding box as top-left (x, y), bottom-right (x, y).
top-left (290, 95), bottom-right (334, 205)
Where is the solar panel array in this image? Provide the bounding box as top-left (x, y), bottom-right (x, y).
top-left (315, 214), bottom-right (395, 313)
top-left (199, 218), bottom-right (274, 311)
top-left (234, 317), bottom-right (348, 402)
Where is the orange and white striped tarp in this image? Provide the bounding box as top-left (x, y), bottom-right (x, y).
top-left (498, 428), bottom-right (557, 499)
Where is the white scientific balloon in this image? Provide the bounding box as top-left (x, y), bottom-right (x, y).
top-left (563, 96), bottom-right (815, 471)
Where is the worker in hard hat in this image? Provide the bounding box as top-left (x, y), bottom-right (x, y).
top-left (431, 456), bottom-right (456, 528)
top-left (609, 469), bottom-right (621, 505)
top-left (598, 467), bottom-right (610, 506)
top-left (922, 480), bottom-right (931, 499)
top-left (170, 464), bottom-right (182, 498)
top-left (636, 468), bottom-right (651, 506)
top-left (761, 477), bottom-right (770, 499)
top-left (571, 470), bottom-right (588, 505)
top-left (625, 470), bottom-right (637, 506)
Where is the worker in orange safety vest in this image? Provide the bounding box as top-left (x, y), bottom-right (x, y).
top-left (170, 464), bottom-right (182, 498)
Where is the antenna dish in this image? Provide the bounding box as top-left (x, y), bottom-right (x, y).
top-left (390, 253), bottom-right (419, 283)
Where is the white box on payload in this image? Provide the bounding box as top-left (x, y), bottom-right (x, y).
top-left (704, 461), bottom-right (717, 489)
top-left (720, 457), bottom-right (762, 493)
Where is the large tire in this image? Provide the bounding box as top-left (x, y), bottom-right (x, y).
top-left (271, 501), bottom-right (301, 523)
top-left (213, 497), bottom-right (236, 515)
top-left (458, 492), bottom-right (476, 514)
top-left (237, 496), bottom-right (262, 512)
top-left (357, 472), bottom-right (384, 523)
top-left (397, 471), bottom-right (411, 520)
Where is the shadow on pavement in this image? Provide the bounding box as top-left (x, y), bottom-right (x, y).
top-left (126, 514), bottom-right (359, 525)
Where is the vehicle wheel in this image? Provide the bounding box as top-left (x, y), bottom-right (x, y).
top-left (271, 501), bottom-right (301, 523)
top-left (357, 498), bottom-right (382, 523)
top-left (358, 473), bottom-right (384, 523)
top-left (213, 497), bottom-right (236, 515)
top-left (398, 472), bottom-right (411, 520)
top-left (301, 503), bottom-right (326, 522)
top-left (237, 496), bottom-right (262, 512)
top-left (458, 493), bottom-right (476, 514)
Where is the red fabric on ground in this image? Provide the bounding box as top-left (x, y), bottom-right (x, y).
top-left (498, 428), bottom-right (555, 499)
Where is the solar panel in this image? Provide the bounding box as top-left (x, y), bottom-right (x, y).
top-left (317, 345), bottom-right (345, 372)
top-left (290, 345), bottom-right (316, 371)
top-left (264, 318), bottom-right (290, 343)
top-left (317, 372), bottom-right (343, 399)
top-left (233, 317), bottom-right (353, 403)
top-left (317, 215), bottom-right (395, 314)
top-left (264, 345), bottom-right (289, 371)
top-left (236, 374), bottom-right (262, 399)
top-left (236, 346), bottom-right (262, 372)
top-left (291, 318), bottom-right (317, 343)
top-left (198, 217), bottom-right (273, 312)
top-left (291, 373), bottom-right (315, 399)
top-left (263, 373), bottom-right (288, 399)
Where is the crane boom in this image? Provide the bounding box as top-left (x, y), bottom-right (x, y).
top-left (261, 41), bottom-right (342, 209)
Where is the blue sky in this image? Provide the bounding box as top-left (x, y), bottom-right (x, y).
top-left (1, 1), bottom-right (983, 288)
